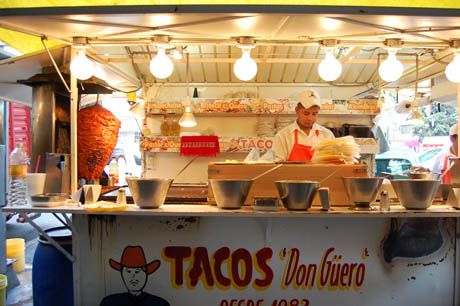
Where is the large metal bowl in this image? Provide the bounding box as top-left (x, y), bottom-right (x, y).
top-left (275, 180), bottom-right (319, 210)
top-left (126, 178), bottom-right (173, 208)
top-left (342, 177), bottom-right (384, 207)
top-left (209, 179), bottom-right (254, 209)
top-left (390, 179), bottom-right (441, 210)
top-left (408, 172), bottom-right (441, 180)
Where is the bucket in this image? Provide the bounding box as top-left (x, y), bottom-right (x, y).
top-left (0, 274), bottom-right (7, 306)
top-left (6, 238), bottom-right (25, 273)
top-left (33, 227), bottom-right (73, 306)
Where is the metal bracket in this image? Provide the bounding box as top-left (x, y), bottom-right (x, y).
top-left (41, 37), bottom-right (71, 93)
top-left (19, 213), bottom-right (75, 263)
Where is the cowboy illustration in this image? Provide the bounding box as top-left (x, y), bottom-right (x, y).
top-left (100, 245), bottom-right (170, 306)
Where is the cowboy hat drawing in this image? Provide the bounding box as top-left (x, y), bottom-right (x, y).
top-left (109, 245), bottom-right (160, 274)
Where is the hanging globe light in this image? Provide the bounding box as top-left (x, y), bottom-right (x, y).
top-left (379, 49), bottom-right (404, 82)
top-left (70, 50), bottom-right (95, 80)
top-left (233, 47), bottom-right (257, 81)
top-left (318, 49), bottom-right (343, 81)
top-left (149, 47), bottom-right (174, 79)
top-left (445, 53), bottom-right (460, 83)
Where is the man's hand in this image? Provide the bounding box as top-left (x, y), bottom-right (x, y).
top-left (410, 166), bottom-right (431, 173)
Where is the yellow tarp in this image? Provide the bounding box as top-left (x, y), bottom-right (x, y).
top-left (0, 0), bottom-right (459, 9)
top-left (0, 29), bottom-right (61, 55)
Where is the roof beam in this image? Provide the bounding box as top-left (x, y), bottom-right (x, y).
top-left (106, 57), bottom-right (419, 64)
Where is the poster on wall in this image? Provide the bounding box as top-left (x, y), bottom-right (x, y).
top-left (75, 216), bottom-right (455, 306)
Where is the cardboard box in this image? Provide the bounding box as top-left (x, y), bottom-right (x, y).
top-left (208, 163), bottom-right (368, 206)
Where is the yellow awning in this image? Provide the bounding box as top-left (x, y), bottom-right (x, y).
top-left (0, 29), bottom-right (61, 55)
top-left (0, 0), bottom-right (459, 9)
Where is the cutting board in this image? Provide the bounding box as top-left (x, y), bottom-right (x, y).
top-left (208, 163), bottom-right (368, 206)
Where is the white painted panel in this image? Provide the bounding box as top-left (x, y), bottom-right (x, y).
top-left (74, 216), bottom-right (455, 306)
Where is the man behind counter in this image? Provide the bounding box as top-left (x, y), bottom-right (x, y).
top-left (273, 89), bottom-right (335, 162)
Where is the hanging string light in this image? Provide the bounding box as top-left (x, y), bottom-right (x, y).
top-left (179, 53), bottom-right (197, 128)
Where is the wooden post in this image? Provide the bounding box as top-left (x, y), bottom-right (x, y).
top-left (458, 83), bottom-right (460, 153)
top-left (70, 47), bottom-right (78, 194)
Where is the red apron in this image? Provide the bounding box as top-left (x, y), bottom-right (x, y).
top-left (288, 129), bottom-right (315, 161)
top-left (442, 154), bottom-right (451, 184)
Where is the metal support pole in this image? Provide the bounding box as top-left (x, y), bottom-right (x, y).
top-left (70, 47), bottom-right (78, 194)
top-left (457, 83), bottom-right (460, 152)
top-left (20, 213), bottom-right (75, 263)
top-left (41, 37), bottom-right (71, 93)
top-left (455, 218), bottom-right (460, 306)
top-left (61, 213), bottom-right (75, 233)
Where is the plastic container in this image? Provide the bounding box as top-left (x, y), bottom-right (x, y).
top-left (33, 227), bottom-right (73, 306)
top-left (8, 143), bottom-right (28, 206)
top-left (108, 156), bottom-right (119, 185)
top-left (160, 119), bottom-right (170, 136)
top-left (117, 155), bottom-right (127, 186)
top-left (26, 173), bottom-right (46, 205)
top-left (6, 238), bottom-right (25, 273)
top-left (169, 119), bottom-right (180, 136)
top-left (0, 274), bottom-right (7, 306)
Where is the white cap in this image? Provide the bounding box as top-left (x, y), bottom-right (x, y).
top-left (298, 89), bottom-right (321, 109)
top-left (450, 123), bottom-right (458, 136)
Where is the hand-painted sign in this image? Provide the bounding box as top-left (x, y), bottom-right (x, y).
top-left (141, 136), bottom-right (273, 152)
top-left (100, 246), bottom-right (170, 306)
top-left (146, 98), bottom-right (380, 115)
top-left (74, 216), bottom-right (455, 306)
top-left (162, 246), bottom-right (367, 293)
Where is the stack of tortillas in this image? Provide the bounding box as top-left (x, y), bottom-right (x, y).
top-left (257, 117), bottom-right (276, 136)
top-left (275, 117), bottom-right (293, 132)
top-left (311, 136), bottom-right (360, 164)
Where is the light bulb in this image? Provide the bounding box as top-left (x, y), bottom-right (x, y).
top-left (406, 109), bottom-right (424, 126)
top-left (233, 49), bottom-right (257, 81)
top-left (173, 49), bottom-right (183, 60)
top-left (318, 50), bottom-right (342, 81)
top-left (150, 47), bottom-right (174, 79)
top-left (379, 50), bottom-right (404, 82)
top-left (179, 105), bottom-right (197, 127)
top-left (445, 53), bottom-right (460, 83)
top-left (70, 50), bottom-right (95, 80)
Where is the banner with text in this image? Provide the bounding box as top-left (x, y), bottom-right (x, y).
top-left (76, 216), bottom-right (455, 306)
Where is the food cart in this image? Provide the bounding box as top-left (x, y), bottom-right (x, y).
top-left (2, 1), bottom-right (460, 305)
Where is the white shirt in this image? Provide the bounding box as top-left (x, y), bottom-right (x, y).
top-left (431, 147), bottom-right (455, 174)
top-left (273, 121), bottom-right (335, 161)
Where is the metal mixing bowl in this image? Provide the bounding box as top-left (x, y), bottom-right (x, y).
top-left (275, 180), bottom-right (319, 210)
top-left (209, 179), bottom-right (254, 209)
top-left (408, 172), bottom-right (441, 180)
top-left (390, 179), bottom-right (440, 210)
top-left (126, 178), bottom-right (173, 208)
top-left (342, 177), bottom-right (384, 207)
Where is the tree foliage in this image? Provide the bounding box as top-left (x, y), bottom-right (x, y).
top-left (413, 103), bottom-right (457, 140)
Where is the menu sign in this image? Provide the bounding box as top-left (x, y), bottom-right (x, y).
top-left (147, 98), bottom-right (379, 115)
top-left (140, 136), bottom-right (181, 151)
top-left (141, 136), bottom-right (273, 153)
